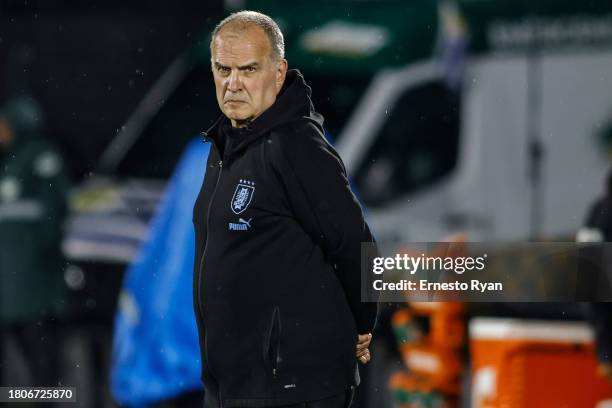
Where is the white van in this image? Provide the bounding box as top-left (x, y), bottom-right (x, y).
top-left (337, 14), bottom-right (612, 244)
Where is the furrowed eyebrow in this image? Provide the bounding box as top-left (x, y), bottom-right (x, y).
top-left (238, 63), bottom-right (259, 70)
top-left (214, 62), bottom-right (230, 70)
top-left (213, 62), bottom-right (259, 71)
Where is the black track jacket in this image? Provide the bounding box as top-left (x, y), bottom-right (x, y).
top-left (193, 69), bottom-right (378, 407)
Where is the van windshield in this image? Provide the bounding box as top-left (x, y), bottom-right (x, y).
top-left (353, 80), bottom-right (461, 207)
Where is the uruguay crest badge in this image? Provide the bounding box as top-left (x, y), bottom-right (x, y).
top-left (231, 179), bottom-right (255, 214)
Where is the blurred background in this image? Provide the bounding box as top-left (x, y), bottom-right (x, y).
top-left (1, 0), bottom-right (612, 407)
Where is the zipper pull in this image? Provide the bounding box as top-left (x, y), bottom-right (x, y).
top-left (219, 160), bottom-right (223, 168)
top-left (272, 368), bottom-right (277, 377)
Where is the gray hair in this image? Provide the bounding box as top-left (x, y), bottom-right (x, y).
top-left (210, 10), bottom-right (285, 62)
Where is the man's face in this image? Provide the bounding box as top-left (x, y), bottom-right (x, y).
top-left (212, 25), bottom-right (287, 128)
top-left (0, 118), bottom-right (13, 151)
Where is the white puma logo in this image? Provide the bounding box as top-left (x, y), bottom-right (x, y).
top-left (239, 218), bottom-right (252, 228)
top-left (229, 218), bottom-right (253, 231)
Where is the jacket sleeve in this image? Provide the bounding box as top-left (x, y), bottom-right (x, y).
top-left (272, 122), bottom-right (379, 334)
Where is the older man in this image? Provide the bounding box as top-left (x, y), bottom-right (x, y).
top-left (193, 11), bottom-right (378, 408)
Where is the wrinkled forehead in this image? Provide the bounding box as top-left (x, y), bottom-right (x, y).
top-left (212, 25), bottom-right (273, 65)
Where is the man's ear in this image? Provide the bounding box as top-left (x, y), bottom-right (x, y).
top-left (275, 59), bottom-right (288, 93)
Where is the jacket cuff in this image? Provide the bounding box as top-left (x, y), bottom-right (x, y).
top-left (356, 302), bottom-right (378, 334)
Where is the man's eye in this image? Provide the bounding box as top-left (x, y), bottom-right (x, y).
top-left (247, 66), bottom-right (256, 73)
top-left (219, 67), bottom-right (230, 74)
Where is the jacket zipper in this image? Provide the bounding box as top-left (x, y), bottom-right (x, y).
top-left (197, 159), bottom-right (223, 314)
top-left (197, 141), bottom-right (224, 379)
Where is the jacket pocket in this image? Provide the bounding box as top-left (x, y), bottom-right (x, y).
top-left (263, 306), bottom-right (282, 378)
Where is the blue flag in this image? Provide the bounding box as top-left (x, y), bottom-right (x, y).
top-left (111, 138), bottom-right (210, 407)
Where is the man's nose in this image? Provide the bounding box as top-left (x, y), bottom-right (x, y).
top-left (226, 70), bottom-right (242, 92)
